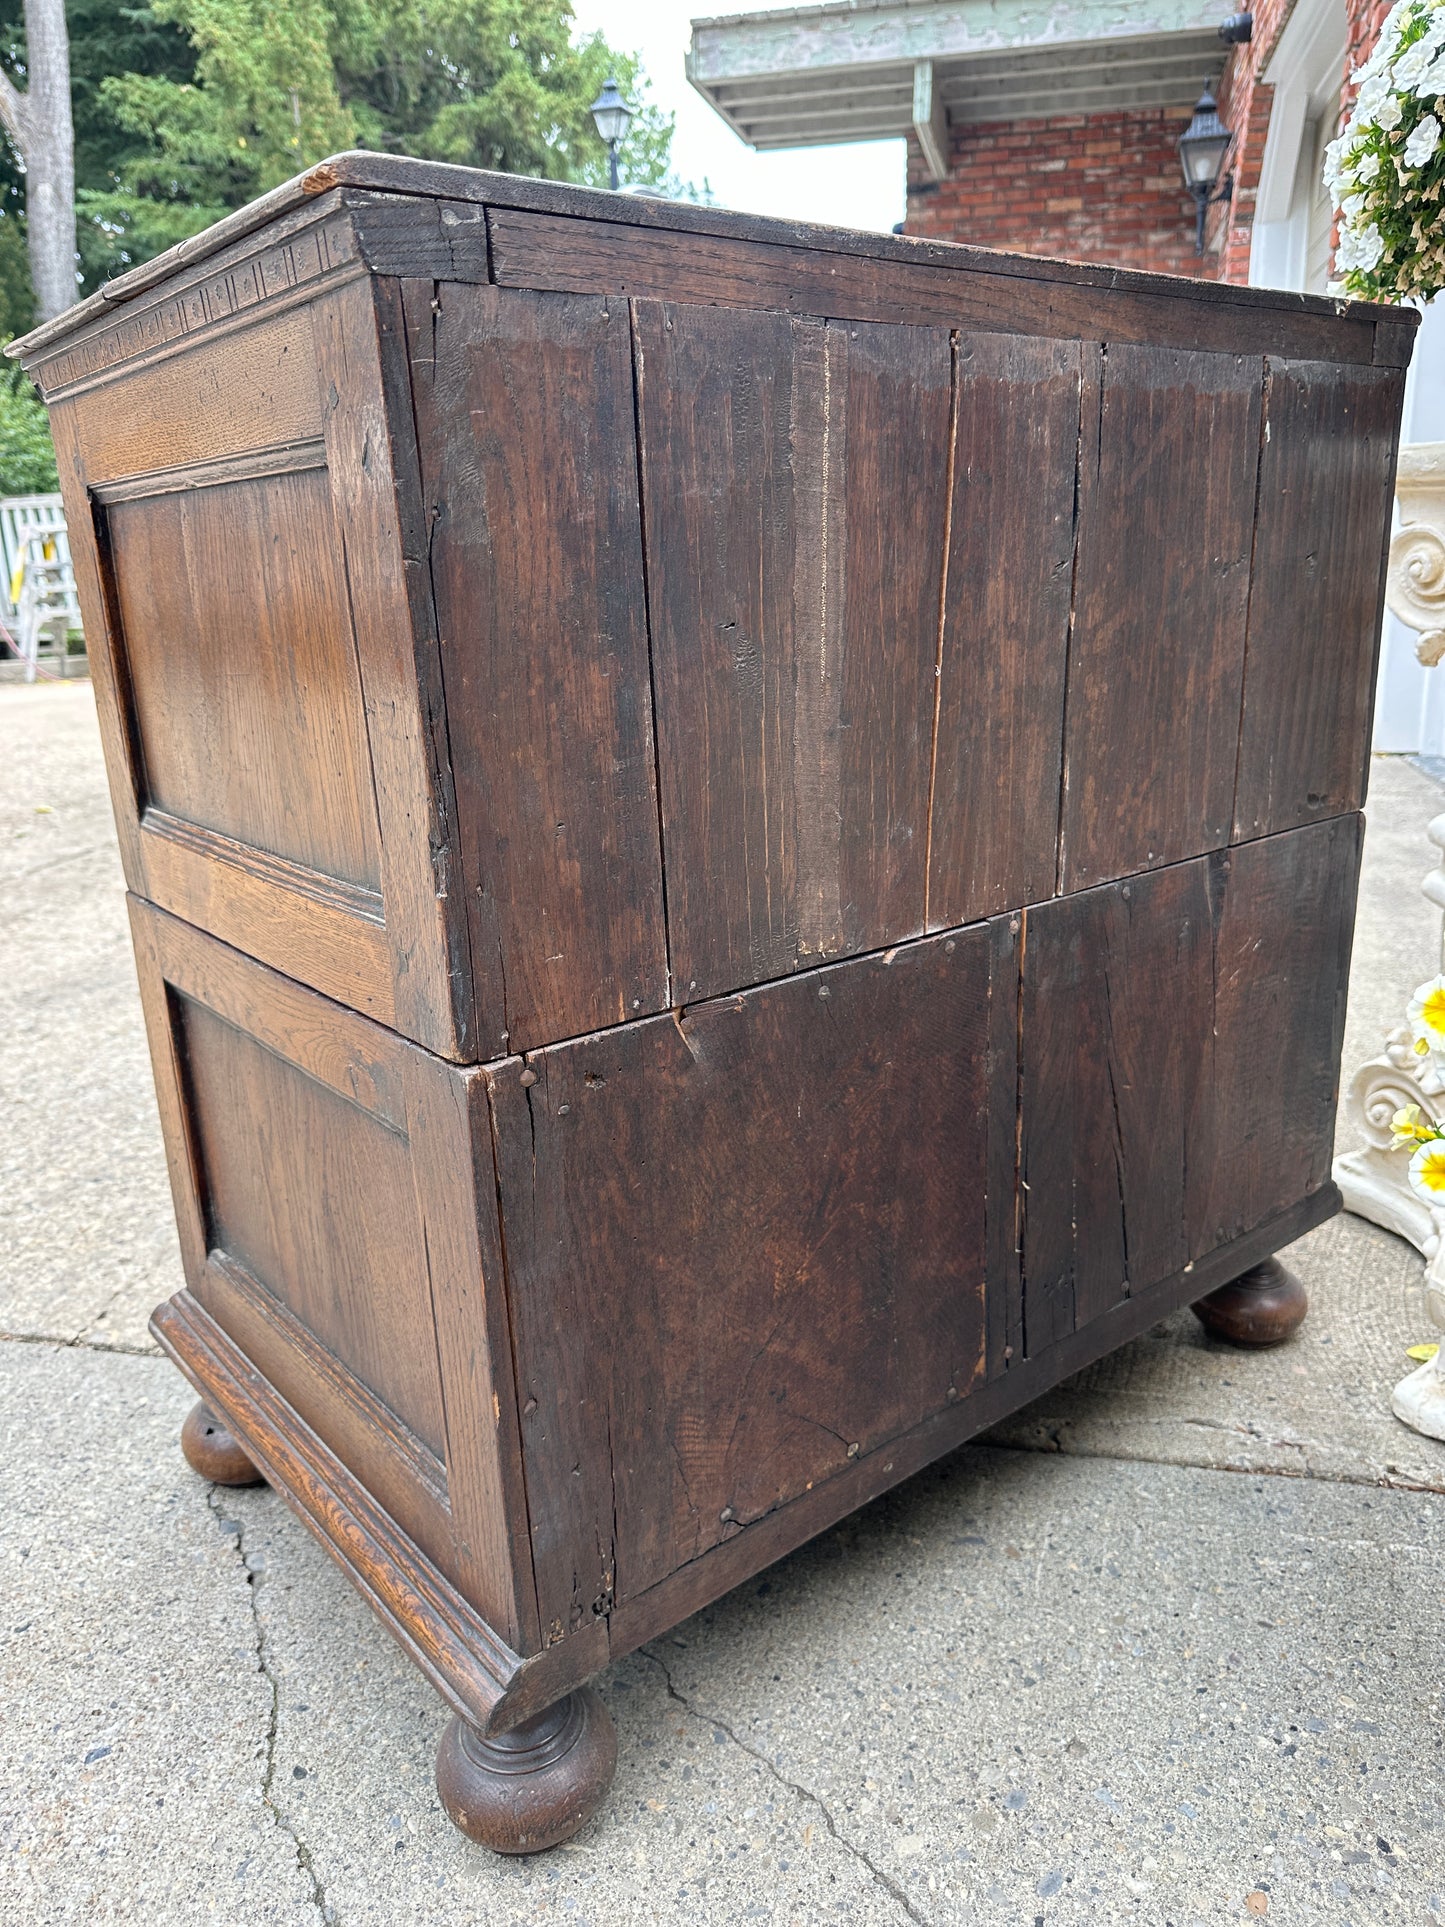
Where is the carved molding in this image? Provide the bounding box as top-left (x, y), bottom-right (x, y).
top-left (1386, 439), bottom-right (1445, 666)
top-left (1337, 443), bottom-right (1445, 1437)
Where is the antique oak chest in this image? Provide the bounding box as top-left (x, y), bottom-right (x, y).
top-left (11, 154), bottom-right (1412, 1852)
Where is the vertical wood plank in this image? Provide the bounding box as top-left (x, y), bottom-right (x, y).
top-left (1060, 344), bottom-right (1262, 890)
top-left (409, 283), bottom-right (668, 1056)
top-left (491, 931), bottom-right (997, 1621)
top-left (1194, 815), bottom-right (1362, 1246)
top-left (635, 300), bottom-right (950, 1003)
top-left (1233, 361), bottom-right (1404, 839)
top-left (928, 333), bottom-right (1080, 925)
top-left (312, 278), bottom-right (469, 1058)
top-left (402, 1056), bottom-right (539, 1654)
top-left (485, 1054), bottom-right (618, 1648)
top-left (47, 400), bottom-right (146, 885)
top-left (1019, 819), bottom-right (1360, 1359)
top-left (984, 910), bottom-right (1023, 1379)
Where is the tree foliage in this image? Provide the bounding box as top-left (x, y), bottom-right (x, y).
top-left (0, 0), bottom-right (678, 309)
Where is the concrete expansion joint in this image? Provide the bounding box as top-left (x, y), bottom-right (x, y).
top-left (636, 1644), bottom-right (930, 1927)
top-left (205, 1486), bottom-right (337, 1927)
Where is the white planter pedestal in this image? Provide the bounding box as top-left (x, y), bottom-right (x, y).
top-left (1334, 443), bottom-right (1445, 1437)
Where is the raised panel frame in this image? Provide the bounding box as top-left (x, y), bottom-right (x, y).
top-left (128, 897), bottom-right (537, 1652)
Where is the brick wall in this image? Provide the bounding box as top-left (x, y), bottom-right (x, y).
top-left (903, 0), bottom-right (1391, 287)
top-left (905, 107), bottom-right (1206, 279)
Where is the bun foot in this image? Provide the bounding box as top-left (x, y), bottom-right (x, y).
top-left (436, 1686), bottom-right (617, 1853)
top-left (1192, 1256), bottom-right (1308, 1348)
top-left (180, 1400), bottom-right (265, 1485)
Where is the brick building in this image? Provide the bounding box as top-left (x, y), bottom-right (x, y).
top-left (687, 0), bottom-right (1445, 768)
top-left (688, 0), bottom-right (1385, 290)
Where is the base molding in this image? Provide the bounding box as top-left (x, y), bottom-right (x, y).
top-left (152, 1188), bottom-right (1338, 1732)
top-left (151, 1292), bottom-right (604, 1735)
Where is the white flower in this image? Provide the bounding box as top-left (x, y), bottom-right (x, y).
top-left (1409, 1138), bottom-right (1445, 1201)
top-left (1378, 91), bottom-right (1406, 129)
top-left (1405, 112), bottom-right (1442, 164)
top-left (1342, 191), bottom-right (1369, 218)
top-left (1416, 51), bottom-right (1445, 97)
top-left (1395, 38), bottom-right (1435, 86)
top-left (1357, 149), bottom-right (1383, 181)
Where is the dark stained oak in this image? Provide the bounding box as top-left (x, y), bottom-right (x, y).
top-left (436, 1689), bottom-right (617, 1854)
top-left (634, 299), bottom-right (950, 1001)
top-left (1193, 1257), bottom-right (1310, 1348)
top-left (1060, 344), bottom-right (1263, 891)
top-left (11, 156), bottom-right (1408, 1855)
top-left (407, 282), bottom-right (667, 1055)
top-left (927, 332), bottom-right (1080, 925)
top-left (180, 1400), bottom-right (265, 1486)
top-left (1233, 360), bottom-right (1406, 839)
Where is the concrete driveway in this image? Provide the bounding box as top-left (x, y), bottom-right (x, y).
top-left (5, 680), bottom-right (1445, 1926)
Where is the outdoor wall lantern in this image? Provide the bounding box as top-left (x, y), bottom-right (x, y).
top-left (1178, 83), bottom-right (1235, 253)
top-left (589, 76), bottom-right (636, 192)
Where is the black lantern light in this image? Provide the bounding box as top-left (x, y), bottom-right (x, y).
top-left (589, 76), bottom-right (636, 192)
top-left (1178, 82), bottom-right (1234, 254)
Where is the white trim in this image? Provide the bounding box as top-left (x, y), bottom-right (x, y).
top-left (912, 59), bottom-right (949, 179)
top-left (1249, 0), bottom-right (1347, 290)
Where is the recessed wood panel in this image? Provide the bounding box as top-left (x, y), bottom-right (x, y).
top-left (410, 283), bottom-right (667, 1056)
top-left (636, 300), bottom-right (951, 1002)
top-left (1233, 360), bottom-right (1404, 839)
top-left (928, 332), bottom-right (1080, 924)
top-left (1060, 344), bottom-right (1262, 890)
top-left (1018, 817), bottom-right (1360, 1359)
top-left (177, 993), bottom-right (447, 1458)
top-left (487, 927), bottom-right (1009, 1631)
top-left (107, 467), bottom-right (381, 890)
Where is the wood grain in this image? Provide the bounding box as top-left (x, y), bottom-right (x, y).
top-left (1019, 818), bottom-right (1361, 1358)
top-left (409, 283), bottom-right (668, 1054)
top-left (1061, 344), bottom-right (1263, 890)
top-left (487, 208), bottom-right (1384, 368)
top-left (928, 332), bottom-right (1079, 924)
top-left (487, 929), bottom-right (1004, 1626)
top-left (1233, 360), bottom-right (1405, 839)
top-left (635, 299), bottom-right (950, 1001)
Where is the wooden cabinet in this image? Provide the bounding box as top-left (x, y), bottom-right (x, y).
top-left (11, 153), bottom-right (1411, 1853)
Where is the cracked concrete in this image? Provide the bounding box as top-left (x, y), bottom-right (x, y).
top-left (206, 1488), bottom-right (336, 1926)
top-left (637, 1644), bottom-right (931, 1927)
top-left (8, 682), bottom-right (1445, 1924)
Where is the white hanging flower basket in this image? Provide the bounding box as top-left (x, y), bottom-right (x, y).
top-left (1326, 0), bottom-right (1445, 300)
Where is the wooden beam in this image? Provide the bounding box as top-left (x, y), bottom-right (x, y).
top-left (912, 59), bottom-right (949, 181)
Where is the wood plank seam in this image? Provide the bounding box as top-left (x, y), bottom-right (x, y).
top-left (921, 328), bottom-right (961, 931)
top-left (627, 297), bottom-right (675, 1008)
top-left (1053, 341), bottom-right (1100, 895)
top-left (1228, 361), bottom-right (1276, 841)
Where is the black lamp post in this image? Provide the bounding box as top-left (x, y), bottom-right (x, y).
top-left (1178, 82), bottom-right (1234, 254)
top-left (589, 76), bottom-right (636, 192)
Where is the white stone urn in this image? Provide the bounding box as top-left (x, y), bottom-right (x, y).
top-left (1335, 442), bottom-right (1445, 1438)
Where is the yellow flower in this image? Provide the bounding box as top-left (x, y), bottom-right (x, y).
top-left (1392, 1103), bottom-right (1434, 1146)
top-left (1408, 1139), bottom-right (1445, 1202)
top-left (1408, 975), bottom-right (1445, 1046)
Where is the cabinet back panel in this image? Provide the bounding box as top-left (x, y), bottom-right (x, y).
top-left (108, 469), bottom-right (382, 890)
top-left (488, 926), bottom-right (1008, 1630)
top-left (177, 994), bottom-right (447, 1458)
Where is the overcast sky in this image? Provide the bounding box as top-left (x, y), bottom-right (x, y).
top-left (569, 0), bottom-right (908, 231)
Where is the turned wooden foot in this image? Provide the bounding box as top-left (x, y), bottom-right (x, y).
top-left (436, 1686), bottom-right (617, 1853)
top-left (1192, 1256), bottom-right (1308, 1348)
top-left (180, 1400), bottom-right (265, 1485)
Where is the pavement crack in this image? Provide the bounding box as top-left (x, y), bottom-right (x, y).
top-left (206, 1489), bottom-right (337, 1925)
top-left (0, 1326), bottom-right (157, 1357)
top-left (637, 1645), bottom-right (930, 1926)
